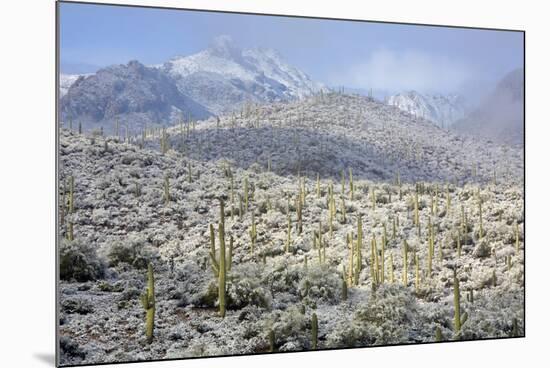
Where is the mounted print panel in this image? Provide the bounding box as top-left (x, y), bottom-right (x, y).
top-left (56, 1), bottom-right (525, 366)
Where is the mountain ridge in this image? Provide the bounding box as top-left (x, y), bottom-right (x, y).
top-left (60, 35), bottom-right (325, 131)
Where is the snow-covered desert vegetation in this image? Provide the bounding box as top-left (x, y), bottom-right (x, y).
top-left (58, 91), bottom-right (524, 366)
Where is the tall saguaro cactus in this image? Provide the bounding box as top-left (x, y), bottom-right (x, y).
top-left (140, 263), bottom-right (156, 344)
top-left (453, 269), bottom-right (468, 336)
top-left (249, 211), bottom-right (257, 253)
top-left (403, 240), bottom-right (408, 286)
top-left (209, 200), bottom-right (231, 318)
top-left (311, 313), bottom-right (318, 349)
top-left (349, 167), bottom-right (354, 200)
top-left (355, 216), bottom-right (363, 284)
top-left (478, 198), bottom-right (483, 239)
top-left (68, 176), bottom-right (75, 213)
top-left (163, 175), bottom-right (170, 205)
top-left (414, 191), bottom-right (419, 226)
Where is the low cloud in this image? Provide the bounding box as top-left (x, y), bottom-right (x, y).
top-left (333, 49), bottom-right (473, 93)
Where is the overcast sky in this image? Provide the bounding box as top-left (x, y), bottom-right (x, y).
top-left (60, 2), bottom-right (524, 97)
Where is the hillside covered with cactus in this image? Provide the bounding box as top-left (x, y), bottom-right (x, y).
top-left (58, 92), bottom-right (524, 366)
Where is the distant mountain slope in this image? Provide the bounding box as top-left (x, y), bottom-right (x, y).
top-left (161, 35), bottom-right (324, 115)
top-left (60, 60), bottom-right (211, 134)
top-left (60, 36), bottom-right (325, 128)
top-left (387, 91), bottom-right (467, 128)
top-left (453, 68), bottom-right (524, 145)
top-left (60, 73), bottom-right (87, 97)
top-left (146, 93), bottom-right (523, 185)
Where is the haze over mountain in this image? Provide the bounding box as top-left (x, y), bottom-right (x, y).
top-left (453, 68), bottom-right (524, 145)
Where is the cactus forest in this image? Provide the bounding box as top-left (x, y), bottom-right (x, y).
top-left (58, 92), bottom-right (524, 365)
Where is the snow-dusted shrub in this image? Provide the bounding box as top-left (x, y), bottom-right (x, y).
top-left (60, 336), bottom-right (86, 361)
top-left (196, 280), bottom-right (218, 308)
top-left (299, 264), bottom-right (341, 305)
top-left (262, 260), bottom-right (303, 296)
top-left (62, 298), bottom-right (94, 315)
top-left (472, 238), bottom-right (491, 258)
top-left (460, 287), bottom-right (524, 339)
top-left (352, 284), bottom-right (418, 345)
top-left (59, 238), bottom-right (104, 282)
top-left (266, 305), bottom-right (309, 351)
top-left (227, 264), bottom-right (271, 309)
top-left (106, 233), bottom-right (157, 269)
top-left (325, 319), bottom-right (363, 348)
top-left (91, 207), bottom-right (111, 226)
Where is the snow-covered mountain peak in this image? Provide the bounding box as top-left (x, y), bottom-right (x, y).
top-left (61, 36), bottom-right (325, 118)
top-left (387, 90), bottom-right (467, 128)
top-left (161, 36), bottom-right (324, 114)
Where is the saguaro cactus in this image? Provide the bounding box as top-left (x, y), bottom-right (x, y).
top-left (286, 214), bottom-right (291, 253)
top-left (209, 200), bottom-right (231, 318)
top-left (296, 195), bottom-right (303, 235)
top-left (453, 269), bottom-right (468, 335)
top-left (478, 198), bottom-right (483, 239)
top-left (414, 191), bottom-right (419, 226)
top-left (311, 313), bottom-right (318, 349)
top-left (341, 270), bottom-right (348, 301)
top-left (163, 175), bottom-right (170, 205)
top-left (244, 177), bottom-right (249, 212)
top-left (446, 184), bottom-right (451, 215)
top-left (349, 167), bottom-right (354, 200)
top-left (316, 173), bottom-right (321, 198)
top-left (515, 221), bottom-right (520, 254)
top-left (390, 253), bottom-right (395, 283)
top-left (66, 221), bottom-right (74, 241)
top-left (67, 176), bottom-right (75, 214)
top-left (249, 212), bottom-right (257, 253)
top-left (381, 224), bottom-right (386, 283)
top-left (435, 326), bottom-right (442, 342)
top-left (415, 254), bottom-right (420, 294)
top-left (140, 263), bottom-right (155, 344)
top-left (268, 329), bottom-right (275, 352)
top-left (341, 197), bottom-right (346, 223)
top-left (355, 216), bottom-right (363, 284)
top-left (427, 219), bottom-right (434, 278)
top-left (347, 233), bottom-right (354, 286)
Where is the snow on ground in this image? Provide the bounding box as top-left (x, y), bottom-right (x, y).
top-left (58, 92), bottom-right (524, 366)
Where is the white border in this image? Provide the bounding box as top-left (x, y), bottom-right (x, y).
top-left (2, 0), bottom-right (548, 367)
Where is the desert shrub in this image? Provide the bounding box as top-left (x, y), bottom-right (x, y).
top-left (460, 287), bottom-right (524, 340)
top-left (352, 284), bottom-right (418, 345)
top-left (325, 319), bottom-right (363, 348)
top-left (60, 336), bottom-right (86, 360)
top-left (298, 264), bottom-right (341, 304)
top-left (59, 238), bottom-right (104, 282)
top-left (97, 280), bottom-right (124, 292)
top-left (61, 298), bottom-right (94, 315)
top-left (262, 305), bottom-right (308, 352)
top-left (195, 264), bottom-right (271, 310)
top-left (107, 233), bottom-right (157, 269)
top-left (262, 260), bottom-right (303, 296)
top-left (196, 280), bottom-right (218, 308)
top-left (227, 264), bottom-right (271, 309)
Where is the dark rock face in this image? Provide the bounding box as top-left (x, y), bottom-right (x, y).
top-left (60, 60), bottom-right (212, 134)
